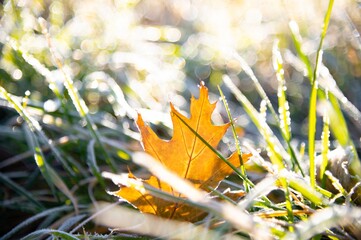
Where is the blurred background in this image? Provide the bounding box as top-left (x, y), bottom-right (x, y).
top-left (1, 0), bottom-right (361, 237)
top-left (1, 0), bottom-right (361, 142)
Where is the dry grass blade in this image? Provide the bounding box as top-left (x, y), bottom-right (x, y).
top-left (93, 202), bottom-right (244, 240)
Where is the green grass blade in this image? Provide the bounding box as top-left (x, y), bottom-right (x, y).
top-left (285, 38), bottom-right (360, 179)
top-left (288, 21), bottom-right (313, 80)
top-left (232, 51), bottom-right (279, 123)
top-left (288, 176), bottom-right (326, 206)
top-left (259, 100), bottom-right (284, 169)
top-left (309, 0), bottom-right (334, 189)
top-left (223, 75), bottom-right (286, 169)
top-left (279, 178), bottom-right (294, 223)
top-left (326, 92), bottom-right (361, 177)
top-left (87, 139), bottom-right (106, 188)
top-left (273, 40), bottom-right (291, 142)
top-left (171, 105), bottom-right (283, 210)
top-left (172, 108), bottom-right (250, 184)
top-left (288, 27), bottom-right (360, 171)
top-left (0, 86), bottom-right (55, 192)
top-left (217, 85), bottom-right (250, 192)
top-left (326, 93), bottom-right (349, 145)
top-left (272, 40), bottom-right (304, 176)
top-left (320, 109), bottom-right (330, 188)
top-left (308, 85), bottom-right (318, 189)
top-left (0, 172), bottom-right (44, 210)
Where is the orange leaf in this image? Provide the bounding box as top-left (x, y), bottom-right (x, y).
top-left (113, 83), bottom-right (251, 221)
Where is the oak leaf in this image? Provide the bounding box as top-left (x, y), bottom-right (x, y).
top-left (112, 83), bottom-right (251, 221)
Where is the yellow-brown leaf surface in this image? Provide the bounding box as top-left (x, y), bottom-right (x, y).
top-left (114, 83), bottom-right (251, 221)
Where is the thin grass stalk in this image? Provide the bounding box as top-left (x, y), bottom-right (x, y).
top-left (217, 85), bottom-right (250, 192)
top-left (223, 75), bottom-right (286, 169)
top-left (309, 0), bottom-right (334, 189)
top-left (0, 87), bottom-right (56, 191)
top-left (171, 107), bottom-right (251, 185)
top-left (279, 178), bottom-right (294, 226)
top-left (272, 40), bottom-right (304, 176)
top-left (6, 38), bottom-right (69, 116)
top-left (320, 109), bottom-right (330, 188)
top-left (288, 22), bottom-right (313, 80)
top-left (259, 100), bottom-right (285, 170)
top-left (86, 139), bottom-right (106, 188)
top-left (171, 106), bottom-right (287, 210)
top-left (232, 51), bottom-right (278, 123)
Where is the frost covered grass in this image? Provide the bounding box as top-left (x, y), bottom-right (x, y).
top-left (1, 0), bottom-right (361, 239)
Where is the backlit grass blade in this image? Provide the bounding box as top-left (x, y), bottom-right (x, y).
top-left (6, 38), bottom-right (63, 100)
top-left (6, 37), bottom-right (75, 125)
top-left (273, 40), bottom-right (291, 142)
top-left (319, 65), bottom-right (361, 135)
top-left (171, 105), bottom-right (285, 210)
top-left (0, 86), bottom-right (55, 189)
top-left (287, 175), bottom-right (326, 206)
top-left (287, 32), bottom-right (361, 177)
top-left (238, 176), bottom-right (276, 210)
top-left (93, 201), bottom-right (243, 240)
top-left (308, 80), bottom-right (318, 189)
top-left (223, 75), bottom-right (286, 169)
top-left (272, 41), bottom-right (304, 176)
top-left (232, 51), bottom-right (278, 122)
top-left (309, 0), bottom-right (334, 189)
top-left (286, 32), bottom-right (361, 149)
top-left (217, 85), bottom-right (250, 192)
top-left (320, 109), bottom-right (330, 188)
top-left (87, 139), bottom-right (105, 187)
top-left (172, 107), bottom-right (251, 185)
top-left (326, 93), bottom-right (361, 176)
top-left (288, 21), bottom-right (313, 80)
top-left (259, 100), bottom-right (284, 169)
top-left (247, 144), bottom-right (329, 205)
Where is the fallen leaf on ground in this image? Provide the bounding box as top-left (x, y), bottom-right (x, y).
top-left (112, 83), bottom-right (251, 221)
